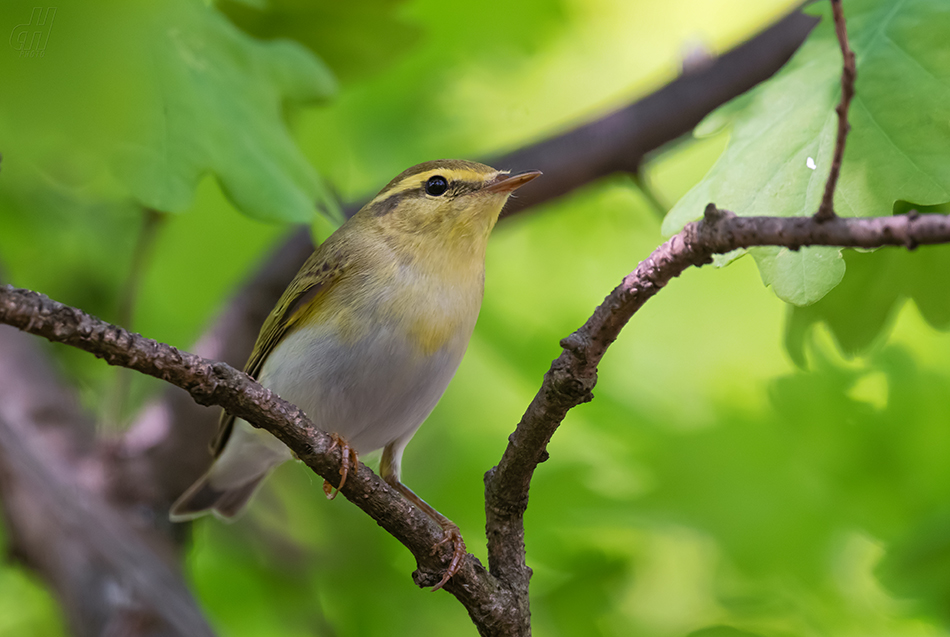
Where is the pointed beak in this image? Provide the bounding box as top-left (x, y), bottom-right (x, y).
top-left (482, 170), bottom-right (542, 194)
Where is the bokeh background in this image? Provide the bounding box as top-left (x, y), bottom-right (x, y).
top-left (3, 0), bottom-right (950, 635)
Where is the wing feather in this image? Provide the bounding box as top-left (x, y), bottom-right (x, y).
top-left (211, 249), bottom-right (346, 455)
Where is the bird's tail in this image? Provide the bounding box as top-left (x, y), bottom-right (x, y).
top-left (170, 419), bottom-right (292, 522)
top-left (169, 470), bottom-right (269, 522)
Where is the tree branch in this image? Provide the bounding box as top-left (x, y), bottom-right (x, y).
top-left (496, 8), bottom-right (818, 216)
top-left (482, 209), bottom-right (948, 612)
top-left (815, 0), bottom-right (857, 222)
top-left (0, 285), bottom-right (522, 636)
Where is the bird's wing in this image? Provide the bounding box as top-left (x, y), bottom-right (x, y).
top-left (211, 250), bottom-right (346, 456)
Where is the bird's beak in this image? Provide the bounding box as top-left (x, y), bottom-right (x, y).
top-left (482, 170), bottom-right (542, 194)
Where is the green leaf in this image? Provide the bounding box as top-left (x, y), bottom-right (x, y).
top-left (664, 0), bottom-right (950, 305)
top-left (114, 0), bottom-right (338, 223)
top-left (786, 240), bottom-right (950, 366)
top-left (751, 245), bottom-right (845, 307)
top-left (217, 0), bottom-right (421, 82)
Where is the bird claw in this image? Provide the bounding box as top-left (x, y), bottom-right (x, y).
top-left (430, 523), bottom-right (466, 592)
top-left (323, 434), bottom-right (358, 500)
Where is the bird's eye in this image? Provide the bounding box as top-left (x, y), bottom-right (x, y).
top-left (425, 175), bottom-right (448, 196)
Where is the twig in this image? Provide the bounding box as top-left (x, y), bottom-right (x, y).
top-left (483, 207), bottom-right (943, 600)
top-left (496, 11), bottom-right (818, 217)
top-left (815, 0), bottom-right (857, 222)
top-left (0, 285), bottom-right (519, 636)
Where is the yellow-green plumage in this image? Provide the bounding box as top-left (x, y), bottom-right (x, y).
top-left (170, 159), bottom-right (539, 526)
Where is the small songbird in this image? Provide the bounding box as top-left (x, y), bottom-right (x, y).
top-left (170, 159), bottom-right (540, 589)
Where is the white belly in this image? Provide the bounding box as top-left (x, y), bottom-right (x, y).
top-left (256, 321), bottom-right (469, 454)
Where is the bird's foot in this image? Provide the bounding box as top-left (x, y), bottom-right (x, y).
top-left (430, 521), bottom-right (466, 591)
top-left (323, 434), bottom-right (359, 500)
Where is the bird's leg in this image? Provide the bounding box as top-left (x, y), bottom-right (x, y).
top-left (323, 433), bottom-right (359, 500)
top-left (381, 443), bottom-right (465, 591)
top-left (389, 479), bottom-right (466, 591)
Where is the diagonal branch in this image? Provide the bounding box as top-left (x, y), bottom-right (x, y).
top-left (483, 208), bottom-right (950, 600)
top-left (815, 0), bottom-right (857, 222)
top-left (0, 284), bottom-right (518, 636)
top-left (496, 9), bottom-right (818, 216)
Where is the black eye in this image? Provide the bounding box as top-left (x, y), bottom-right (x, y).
top-left (425, 175), bottom-right (448, 196)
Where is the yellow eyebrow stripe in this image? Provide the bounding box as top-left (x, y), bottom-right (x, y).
top-left (366, 168), bottom-right (506, 207)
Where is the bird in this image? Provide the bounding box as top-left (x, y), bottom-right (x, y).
top-left (170, 159), bottom-right (540, 589)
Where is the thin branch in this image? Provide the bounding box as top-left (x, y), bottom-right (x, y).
top-left (496, 9), bottom-right (818, 217)
top-left (815, 0), bottom-right (857, 221)
top-left (0, 285), bottom-right (520, 636)
top-left (483, 208), bottom-right (945, 594)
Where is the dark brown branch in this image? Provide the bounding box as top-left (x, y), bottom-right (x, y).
top-left (496, 9), bottom-right (818, 216)
top-left (0, 285), bottom-right (520, 636)
top-left (483, 208), bottom-right (947, 599)
top-left (815, 0), bottom-right (857, 222)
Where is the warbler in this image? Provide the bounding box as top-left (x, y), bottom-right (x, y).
top-left (170, 159), bottom-right (540, 589)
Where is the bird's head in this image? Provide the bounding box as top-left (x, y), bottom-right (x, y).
top-left (359, 160), bottom-right (541, 248)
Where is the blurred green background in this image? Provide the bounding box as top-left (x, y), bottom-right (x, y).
top-left (3, 0), bottom-right (950, 635)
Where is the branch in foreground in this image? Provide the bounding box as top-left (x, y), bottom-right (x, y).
top-left (815, 0), bottom-right (857, 222)
top-left (483, 208), bottom-right (948, 599)
top-left (0, 286), bottom-right (518, 637)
